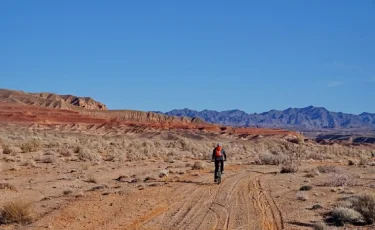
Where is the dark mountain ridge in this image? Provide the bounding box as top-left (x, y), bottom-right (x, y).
top-left (156, 106), bottom-right (375, 131)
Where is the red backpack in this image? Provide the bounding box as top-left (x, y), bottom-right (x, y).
top-left (215, 146), bottom-right (223, 157)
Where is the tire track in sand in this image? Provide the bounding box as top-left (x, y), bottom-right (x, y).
top-left (249, 176), bottom-right (284, 230)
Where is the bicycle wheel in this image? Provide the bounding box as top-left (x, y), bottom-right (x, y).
top-left (217, 171), bottom-right (221, 184)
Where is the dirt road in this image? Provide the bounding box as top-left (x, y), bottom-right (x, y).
top-left (32, 167), bottom-right (285, 230)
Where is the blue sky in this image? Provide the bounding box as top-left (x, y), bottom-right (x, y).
top-left (1, 0), bottom-right (374, 114)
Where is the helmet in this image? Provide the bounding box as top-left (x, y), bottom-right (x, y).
top-left (217, 143), bottom-right (222, 147)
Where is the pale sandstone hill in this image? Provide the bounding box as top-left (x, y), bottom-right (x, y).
top-left (0, 89), bottom-right (107, 110)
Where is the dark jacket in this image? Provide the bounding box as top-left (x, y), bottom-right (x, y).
top-left (212, 147), bottom-right (227, 161)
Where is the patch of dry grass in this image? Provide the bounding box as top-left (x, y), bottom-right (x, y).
top-left (0, 183), bottom-right (16, 191)
top-left (77, 148), bottom-right (101, 162)
top-left (317, 165), bottom-right (338, 173)
top-left (192, 161), bottom-right (207, 170)
top-left (20, 139), bottom-right (41, 153)
top-left (330, 207), bottom-right (364, 226)
top-left (2, 144), bottom-right (16, 155)
top-left (351, 194), bottom-right (375, 224)
top-left (296, 191), bottom-right (308, 201)
top-left (321, 172), bottom-right (355, 187)
top-left (84, 175), bottom-right (98, 184)
top-left (0, 201), bottom-right (34, 225)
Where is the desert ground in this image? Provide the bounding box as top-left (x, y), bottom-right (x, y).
top-left (0, 90), bottom-right (374, 230)
top-left (0, 124), bottom-right (374, 230)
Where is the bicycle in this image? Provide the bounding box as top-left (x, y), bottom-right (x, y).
top-left (212, 159), bottom-right (226, 184)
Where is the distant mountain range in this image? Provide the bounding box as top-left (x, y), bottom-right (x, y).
top-left (155, 106), bottom-right (375, 132)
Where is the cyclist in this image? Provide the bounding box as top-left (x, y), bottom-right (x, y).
top-left (212, 143), bottom-right (227, 182)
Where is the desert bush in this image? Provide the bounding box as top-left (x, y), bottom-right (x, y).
top-left (300, 185), bottom-right (313, 191)
top-left (63, 189), bottom-right (73, 195)
top-left (2, 144), bottom-right (16, 155)
top-left (257, 153), bottom-right (285, 165)
top-left (192, 161), bottom-right (207, 170)
top-left (317, 165), bottom-right (338, 173)
top-left (20, 160), bottom-right (37, 168)
top-left (0, 201), bottom-right (34, 224)
top-left (45, 141), bottom-right (59, 148)
top-left (351, 194), bottom-right (375, 224)
top-left (41, 155), bottom-right (56, 164)
top-left (296, 192), bottom-right (308, 201)
top-left (84, 175), bottom-right (97, 184)
top-left (280, 160), bottom-right (299, 173)
top-left (330, 207), bottom-right (364, 225)
top-left (20, 139), bottom-right (41, 153)
top-left (359, 158), bottom-right (369, 166)
top-left (321, 172), bottom-right (354, 187)
top-left (159, 170), bottom-right (169, 178)
top-left (312, 222), bottom-right (327, 230)
top-left (77, 148), bottom-right (101, 162)
top-left (73, 146), bottom-right (82, 154)
top-left (59, 147), bottom-right (72, 157)
top-left (348, 159), bottom-right (359, 166)
top-left (0, 183), bottom-right (16, 191)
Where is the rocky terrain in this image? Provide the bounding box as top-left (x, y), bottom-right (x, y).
top-left (0, 89), bottom-right (374, 230)
top-left (0, 89), bottom-right (107, 111)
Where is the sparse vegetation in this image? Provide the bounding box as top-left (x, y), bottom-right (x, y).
top-left (312, 222), bottom-right (327, 230)
top-left (84, 175), bottom-right (98, 184)
top-left (192, 161), bottom-right (207, 170)
top-left (296, 191), bottom-right (308, 201)
top-left (256, 153), bottom-right (285, 165)
top-left (321, 172), bottom-right (355, 187)
top-left (280, 160), bottom-right (299, 173)
top-left (2, 144), bottom-right (16, 155)
top-left (300, 185), bottom-right (313, 191)
top-left (317, 165), bottom-right (338, 173)
top-left (20, 139), bottom-right (41, 153)
top-left (0, 201), bottom-right (34, 225)
top-left (59, 147), bottom-right (72, 157)
top-left (330, 207), bottom-right (364, 226)
top-left (63, 189), bottom-right (73, 195)
top-left (77, 148), bottom-right (101, 162)
top-left (0, 183), bottom-right (16, 191)
top-left (350, 194), bottom-right (375, 224)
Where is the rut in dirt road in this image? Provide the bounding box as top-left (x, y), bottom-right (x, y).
top-left (133, 171), bottom-right (284, 230)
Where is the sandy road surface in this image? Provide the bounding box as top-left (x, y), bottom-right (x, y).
top-left (30, 166), bottom-right (284, 230)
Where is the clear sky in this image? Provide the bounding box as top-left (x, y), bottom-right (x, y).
top-left (1, 1), bottom-right (374, 114)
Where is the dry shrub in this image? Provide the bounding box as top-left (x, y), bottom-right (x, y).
top-left (359, 158), bottom-right (369, 166)
top-left (84, 175), bottom-right (97, 184)
top-left (46, 141), bottom-right (59, 148)
top-left (312, 222), bottom-right (327, 230)
top-left (330, 207), bottom-right (364, 226)
top-left (77, 148), bottom-right (101, 162)
top-left (280, 160), bottom-right (299, 173)
top-left (321, 172), bottom-right (354, 187)
top-left (257, 154), bottom-right (285, 165)
top-left (317, 165), bottom-right (338, 173)
top-left (348, 159), bottom-right (359, 166)
top-left (2, 144), bottom-right (16, 155)
top-left (41, 155), bottom-right (56, 164)
top-left (0, 201), bottom-right (34, 224)
top-left (63, 189), bottom-right (73, 196)
top-left (20, 160), bottom-right (37, 168)
top-left (296, 191), bottom-right (308, 201)
top-left (351, 194), bottom-right (375, 224)
top-left (20, 139), bottom-right (41, 153)
top-left (73, 146), bottom-right (82, 154)
top-left (192, 161), bottom-right (207, 170)
top-left (300, 185), bottom-right (313, 191)
top-left (0, 183), bottom-right (16, 191)
top-left (59, 147), bottom-right (72, 157)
